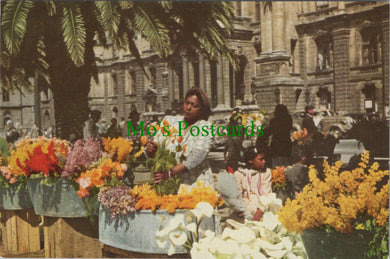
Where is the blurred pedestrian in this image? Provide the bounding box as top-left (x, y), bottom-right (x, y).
top-left (285, 147), bottom-right (309, 201)
top-left (105, 118), bottom-right (122, 138)
top-left (262, 104), bottom-right (292, 167)
top-left (83, 110), bottom-right (101, 140)
top-left (5, 120), bottom-right (20, 144)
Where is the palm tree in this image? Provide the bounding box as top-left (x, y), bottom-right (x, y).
top-left (1, 1), bottom-right (235, 139)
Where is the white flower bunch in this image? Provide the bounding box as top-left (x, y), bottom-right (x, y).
top-left (156, 202), bottom-right (216, 256)
top-left (189, 195), bottom-right (307, 259)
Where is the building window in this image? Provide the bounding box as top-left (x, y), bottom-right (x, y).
top-left (315, 36), bottom-right (332, 71)
top-left (316, 87), bottom-right (331, 109)
top-left (130, 71), bottom-right (136, 94)
top-left (2, 88), bottom-right (10, 102)
top-left (360, 27), bottom-right (380, 65)
top-left (112, 74), bottom-right (118, 96)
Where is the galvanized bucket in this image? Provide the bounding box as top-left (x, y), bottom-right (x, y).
top-left (27, 177), bottom-right (88, 217)
top-left (99, 206), bottom-right (219, 254)
top-left (0, 184), bottom-right (33, 210)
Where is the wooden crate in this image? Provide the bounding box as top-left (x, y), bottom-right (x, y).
top-left (0, 209), bottom-right (41, 256)
top-left (43, 216), bottom-right (103, 258)
top-left (102, 245), bottom-right (190, 258)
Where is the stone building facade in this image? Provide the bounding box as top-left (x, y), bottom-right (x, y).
top-left (1, 1), bottom-right (388, 133)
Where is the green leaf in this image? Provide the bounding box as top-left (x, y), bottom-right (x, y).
top-left (1, 1), bottom-right (33, 56)
top-left (132, 3), bottom-right (171, 58)
top-left (95, 1), bottom-right (121, 39)
top-left (60, 3), bottom-right (86, 67)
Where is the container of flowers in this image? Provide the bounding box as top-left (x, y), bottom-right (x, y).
top-left (278, 151), bottom-right (389, 258)
top-left (98, 182), bottom-right (224, 254)
top-left (0, 166), bottom-right (31, 210)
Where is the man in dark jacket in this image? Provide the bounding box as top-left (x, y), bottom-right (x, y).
top-left (302, 105), bottom-right (317, 134)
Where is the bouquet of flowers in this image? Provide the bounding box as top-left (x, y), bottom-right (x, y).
top-left (290, 128), bottom-right (310, 145)
top-left (145, 139), bottom-right (181, 196)
top-left (62, 138), bottom-right (102, 177)
top-left (8, 137), bottom-right (70, 180)
top-left (271, 166), bottom-right (287, 191)
top-left (75, 158), bottom-right (126, 198)
top-left (278, 151), bottom-right (389, 258)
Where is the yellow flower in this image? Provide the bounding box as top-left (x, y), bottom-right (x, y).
top-left (278, 152), bottom-right (389, 234)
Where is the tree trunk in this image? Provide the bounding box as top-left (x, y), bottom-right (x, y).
top-left (43, 12), bottom-right (94, 140)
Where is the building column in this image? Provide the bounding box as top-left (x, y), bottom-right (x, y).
top-left (167, 68), bottom-right (174, 106)
top-left (272, 2), bottom-right (285, 51)
top-left (216, 54), bottom-right (225, 108)
top-left (331, 18), bottom-right (350, 112)
top-left (117, 69), bottom-right (126, 119)
top-left (182, 55), bottom-right (189, 97)
top-left (261, 2), bottom-right (273, 52)
top-left (222, 56), bottom-right (231, 108)
top-left (199, 54), bottom-right (205, 90)
top-left (380, 11), bottom-right (389, 118)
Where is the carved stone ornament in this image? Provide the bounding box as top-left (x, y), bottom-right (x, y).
top-left (259, 63), bottom-right (280, 75)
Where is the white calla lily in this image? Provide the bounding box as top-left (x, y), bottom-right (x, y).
top-left (260, 212), bottom-right (280, 231)
top-left (169, 230), bottom-right (187, 246)
top-left (167, 244), bottom-right (176, 256)
top-left (185, 222), bottom-right (197, 233)
top-left (191, 202), bottom-right (214, 222)
top-left (281, 236), bottom-right (293, 251)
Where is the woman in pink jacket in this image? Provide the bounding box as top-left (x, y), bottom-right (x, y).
top-left (234, 146), bottom-right (272, 220)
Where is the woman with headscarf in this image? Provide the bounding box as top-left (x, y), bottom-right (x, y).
top-left (145, 87), bottom-right (214, 188)
top-left (263, 104), bottom-right (292, 167)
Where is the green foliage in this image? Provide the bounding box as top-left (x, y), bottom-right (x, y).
top-left (364, 218), bottom-right (389, 258)
top-left (146, 139), bottom-right (180, 195)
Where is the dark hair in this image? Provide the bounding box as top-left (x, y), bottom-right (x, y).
top-left (184, 87), bottom-right (211, 120)
top-left (244, 146), bottom-right (266, 164)
top-left (274, 104), bottom-right (289, 119)
top-left (305, 105), bottom-right (314, 113)
top-left (90, 110), bottom-right (101, 118)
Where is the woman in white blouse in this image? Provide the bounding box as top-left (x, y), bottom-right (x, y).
top-left (145, 87), bottom-right (214, 188)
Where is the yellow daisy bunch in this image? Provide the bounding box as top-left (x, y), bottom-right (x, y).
top-left (102, 137), bottom-right (133, 162)
top-left (278, 151), bottom-right (389, 234)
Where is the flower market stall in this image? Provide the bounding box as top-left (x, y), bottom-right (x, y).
top-left (0, 131), bottom-right (388, 258)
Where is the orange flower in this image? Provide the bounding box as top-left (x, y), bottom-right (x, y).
top-left (140, 136), bottom-right (148, 146)
top-left (182, 144), bottom-right (187, 153)
top-left (163, 120), bottom-right (169, 126)
top-left (77, 188), bottom-right (90, 198)
top-left (177, 136), bottom-right (184, 143)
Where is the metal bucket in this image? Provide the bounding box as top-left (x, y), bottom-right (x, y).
top-left (0, 184), bottom-right (33, 210)
top-left (99, 206), bottom-right (219, 254)
top-left (27, 177), bottom-right (88, 217)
